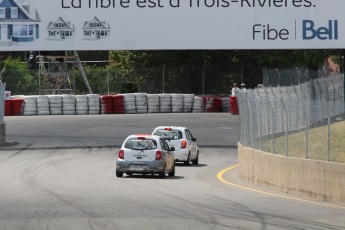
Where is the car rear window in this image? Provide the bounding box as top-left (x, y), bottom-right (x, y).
top-left (125, 139), bottom-right (157, 150)
top-left (153, 129), bottom-right (182, 140)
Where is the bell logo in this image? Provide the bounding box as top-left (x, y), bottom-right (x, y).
top-left (302, 20), bottom-right (338, 40)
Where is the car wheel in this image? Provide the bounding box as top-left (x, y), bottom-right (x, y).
top-left (192, 152), bottom-right (199, 165)
top-left (116, 172), bottom-right (123, 177)
top-left (160, 164), bottom-right (167, 179)
top-left (184, 153), bottom-right (191, 166)
top-left (168, 163), bottom-right (175, 177)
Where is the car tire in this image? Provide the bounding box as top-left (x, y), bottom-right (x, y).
top-left (160, 164), bottom-right (167, 179)
top-left (168, 164), bottom-right (175, 177)
top-left (116, 172), bottom-right (123, 177)
top-left (184, 153), bottom-right (191, 166)
top-left (192, 152), bottom-right (199, 165)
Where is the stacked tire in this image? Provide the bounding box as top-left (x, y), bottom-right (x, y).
top-left (113, 95), bottom-right (125, 114)
top-left (159, 94), bottom-right (172, 113)
top-left (147, 94), bottom-right (160, 113)
top-left (183, 94), bottom-right (194, 113)
top-left (135, 93), bottom-right (148, 114)
top-left (62, 94), bottom-right (76, 115)
top-left (192, 96), bottom-right (205, 113)
top-left (76, 95), bottom-right (89, 115)
top-left (100, 95), bottom-right (114, 114)
top-left (87, 94), bottom-right (100, 115)
top-left (4, 100), bottom-right (12, 116)
top-left (123, 94), bottom-right (136, 114)
top-left (220, 97), bottom-right (230, 112)
top-left (49, 95), bottom-right (63, 115)
top-left (171, 94), bottom-right (184, 113)
top-left (24, 96), bottom-right (37, 116)
top-left (12, 99), bottom-right (24, 116)
top-left (230, 96), bottom-right (239, 115)
top-left (205, 97), bottom-right (222, 112)
top-left (37, 95), bottom-right (50, 115)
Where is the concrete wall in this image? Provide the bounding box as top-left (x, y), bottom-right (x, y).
top-left (238, 143), bottom-right (345, 204)
top-left (0, 123), bottom-right (5, 144)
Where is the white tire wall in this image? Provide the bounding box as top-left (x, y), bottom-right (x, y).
top-left (135, 93), bottom-right (148, 114)
top-left (183, 94), bottom-right (194, 113)
top-left (36, 95), bottom-right (50, 115)
top-left (123, 93), bottom-right (136, 114)
top-left (147, 94), bottom-right (160, 113)
top-left (76, 95), bottom-right (89, 115)
top-left (192, 96), bottom-right (205, 113)
top-left (62, 94), bottom-right (76, 115)
top-left (49, 95), bottom-right (62, 115)
top-left (171, 94), bottom-right (184, 113)
top-left (23, 96), bottom-right (37, 116)
top-left (87, 94), bottom-right (100, 115)
top-left (159, 94), bottom-right (172, 113)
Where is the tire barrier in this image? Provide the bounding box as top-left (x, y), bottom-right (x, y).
top-left (113, 95), bottom-right (124, 114)
top-left (171, 94), bottom-right (184, 113)
top-left (5, 94), bottom-right (234, 116)
top-left (183, 94), bottom-right (194, 113)
top-left (49, 95), bottom-right (63, 115)
top-left (76, 95), bottom-right (89, 115)
top-left (147, 94), bottom-right (160, 113)
top-left (37, 95), bottom-right (50, 116)
top-left (230, 96), bottom-right (239, 115)
top-left (4, 100), bottom-right (12, 116)
top-left (62, 94), bottom-right (76, 115)
top-left (193, 96), bottom-right (206, 113)
top-left (100, 95), bottom-right (114, 114)
top-left (87, 94), bottom-right (100, 115)
top-left (24, 96), bottom-right (37, 116)
top-left (159, 94), bottom-right (172, 113)
top-left (220, 97), bottom-right (230, 112)
top-left (135, 93), bottom-right (148, 114)
top-left (4, 99), bottom-right (23, 116)
top-left (123, 93), bottom-right (136, 114)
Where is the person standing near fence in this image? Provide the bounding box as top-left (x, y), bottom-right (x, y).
top-left (231, 83), bottom-right (238, 96)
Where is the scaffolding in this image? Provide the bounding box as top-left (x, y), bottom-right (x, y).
top-left (38, 51), bottom-right (92, 95)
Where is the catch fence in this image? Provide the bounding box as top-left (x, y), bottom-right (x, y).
top-left (237, 75), bottom-right (345, 163)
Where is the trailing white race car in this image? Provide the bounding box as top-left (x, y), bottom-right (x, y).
top-left (152, 126), bottom-right (199, 166)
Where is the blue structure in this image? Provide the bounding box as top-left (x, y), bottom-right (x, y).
top-left (0, 0), bottom-right (40, 46)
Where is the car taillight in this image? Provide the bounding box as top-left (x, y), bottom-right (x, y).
top-left (118, 150), bottom-right (124, 159)
top-left (181, 140), bottom-right (187, 149)
top-left (156, 150), bottom-right (162, 160)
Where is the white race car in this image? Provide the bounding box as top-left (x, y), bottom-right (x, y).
top-left (116, 134), bottom-right (175, 178)
top-left (152, 126), bottom-right (199, 166)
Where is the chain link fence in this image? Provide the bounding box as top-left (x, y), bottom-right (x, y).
top-left (237, 74), bottom-right (345, 163)
top-left (1, 64), bottom-right (237, 96)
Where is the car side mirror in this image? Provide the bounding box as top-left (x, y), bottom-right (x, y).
top-left (170, 147), bottom-right (175, 151)
top-left (192, 138), bottom-right (197, 142)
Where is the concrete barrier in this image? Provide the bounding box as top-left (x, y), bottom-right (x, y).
top-left (238, 142), bottom-right (345, 204)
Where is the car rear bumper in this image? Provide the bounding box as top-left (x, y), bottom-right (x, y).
top-left (116, 159), bottom-right (165, 174)
top-left (173, 149), bottom-right (189, 162)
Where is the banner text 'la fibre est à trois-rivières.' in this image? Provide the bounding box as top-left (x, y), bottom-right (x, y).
top-left (0, 0), bottom-right (343, 50)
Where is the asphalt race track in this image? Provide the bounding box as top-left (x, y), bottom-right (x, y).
top-left (0, 113), bottom-right (344, 230)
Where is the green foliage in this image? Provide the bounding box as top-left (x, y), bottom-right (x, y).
top-left (0, 56), bottom-right (38, 95)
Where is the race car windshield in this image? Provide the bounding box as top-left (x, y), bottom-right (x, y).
top-left (125, 139), bottom-right (157, 150)
top-left (153, 129), bottom-right (182, 140)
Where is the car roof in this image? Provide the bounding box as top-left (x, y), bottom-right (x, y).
top-left (127, 134), bottom-right (160, 140)
top-left (153, 126), bottom-right (186, 131)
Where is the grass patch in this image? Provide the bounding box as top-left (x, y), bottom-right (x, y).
top-left (262, 120), bottom-right (345, 163)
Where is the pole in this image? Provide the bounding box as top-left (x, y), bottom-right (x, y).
top-left (162, 64), bottom-right (165, 93)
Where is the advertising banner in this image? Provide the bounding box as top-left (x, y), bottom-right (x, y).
top-left (0, 0), bottom-right (344, 50)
